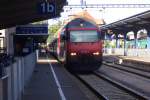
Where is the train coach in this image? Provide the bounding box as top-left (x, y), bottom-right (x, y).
top-left (50, 17), bottom-right (103, 71)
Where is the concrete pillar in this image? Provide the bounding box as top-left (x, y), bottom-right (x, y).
top-left (101, 31), bottom-right (106, 40)
top-left (133, 31), bottom-right (138, 49)
top-left (115, 33), bottom-right (119, 48)
top-left (133, 30), bottom-right (139, 56)
top-left (123, 32), bottom-right (127, 56)
top-left (31, 38), bottom-right (34, 52)
top-left (5, 27), bottom-right (16, 55)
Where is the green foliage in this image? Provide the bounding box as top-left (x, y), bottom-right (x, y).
top-left (104, 40), bottom-right (116, 48)
top-left (49, 24), bottom-right (59, 34)
top-left (47, 21), bottom-right (62, 43)
top-left (104, 40), bottom-right (111, 48)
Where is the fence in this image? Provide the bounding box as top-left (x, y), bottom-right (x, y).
top-left (104, 48), bottom-right (150, 57)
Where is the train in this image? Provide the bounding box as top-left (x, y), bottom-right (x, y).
top-left (49, 17), bottom-right (103, 71)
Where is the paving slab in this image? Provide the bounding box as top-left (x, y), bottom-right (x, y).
top-left (22, 56), bottom-right (89, 100)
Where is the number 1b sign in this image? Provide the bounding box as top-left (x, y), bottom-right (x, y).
top-left (38, 2), bottom-right (56, 15)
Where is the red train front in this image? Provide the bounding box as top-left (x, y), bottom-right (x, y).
top-left (51, 18), bottom-right (103, 71)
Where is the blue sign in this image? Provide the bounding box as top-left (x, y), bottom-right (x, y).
top-left (37, 2), bottom-right (56, 15)
top-left (16, 27), bottom-right (48, 35)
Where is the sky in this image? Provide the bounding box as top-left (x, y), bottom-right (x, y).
top-left (48, 0), bottom-right (150, 25)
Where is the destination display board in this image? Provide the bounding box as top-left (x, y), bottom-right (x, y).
top-left (16, 26), bottom-right (48, 35)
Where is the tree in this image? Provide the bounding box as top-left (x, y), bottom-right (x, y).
top-left (47, 21), bottom-right (62, 43)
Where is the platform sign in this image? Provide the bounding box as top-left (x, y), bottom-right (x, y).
top-left (37, 2), bottom-right (56, 15)
top-left (16, 26), bottom-right (48, 35)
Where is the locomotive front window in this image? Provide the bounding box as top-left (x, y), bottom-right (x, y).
top-left (70, 30), bottom-right (99, 42)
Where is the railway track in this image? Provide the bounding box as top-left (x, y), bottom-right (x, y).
top-left (75, 72), bottom-right (146, 100)
top-left (50, 54), bottom-right (150, 99)
top-left (103, 61), bottom-right (150, 79)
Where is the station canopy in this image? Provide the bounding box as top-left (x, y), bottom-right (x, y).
top-left (100, 10), bottom-right (150, 32)
top-left (0, 0), bottom-right (67, 29)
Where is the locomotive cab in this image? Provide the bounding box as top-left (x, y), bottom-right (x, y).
top-left (63, 18), bottom-right (103, 71)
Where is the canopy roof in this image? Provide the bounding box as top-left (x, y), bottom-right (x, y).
top-left (0, 0), bottom-right (67, 29)
top-left (100, 10), bottom-right (150, 32)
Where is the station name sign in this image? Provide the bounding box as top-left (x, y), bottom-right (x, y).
top-left (16, 26), bottom-right (48, 35)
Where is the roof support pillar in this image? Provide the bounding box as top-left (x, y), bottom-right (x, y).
top-left (133, 30), bottom-right (138, 49)
top-left (115, 33), bottom-right (119, 48)
top-left (123, 32), bottom-right (127, 56)
top-left (102, 31), bottom-right (107, 40)
top-left (5, 27), bottom-right (15, 55)
top-left (133, 30), bottom-right (139, 56)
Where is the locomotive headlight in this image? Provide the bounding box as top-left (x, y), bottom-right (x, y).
top-left (93, 52), bottom-right (100, 55)
top-left (70, 52), bottom-right (77, 56)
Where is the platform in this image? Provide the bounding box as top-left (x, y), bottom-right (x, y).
top-left (103, 54), bottom-right (150, 72)
top-left (22, 56), bottom-right (89, 100)
top-left (103, 54), bottom-right (150, 63)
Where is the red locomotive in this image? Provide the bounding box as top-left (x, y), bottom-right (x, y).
top-left (50, 17), bottom-right (103, 71)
